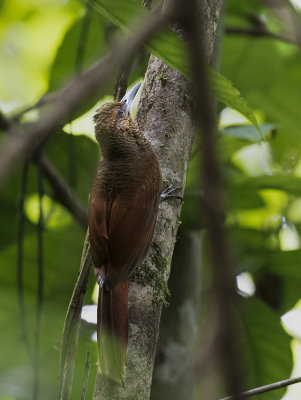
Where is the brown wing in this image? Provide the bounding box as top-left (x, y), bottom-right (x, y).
top-left (105, 174), bottom-right (161, 288)
top-left (88, 193), bottom-right (108, 270)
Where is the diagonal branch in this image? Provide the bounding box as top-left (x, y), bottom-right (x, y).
top-left (182, 0), bottom-right (243, 397)
top-left (0, 1), bottom-right (173, 188)
top-left (225, 27), bottom-right (295, 44)
top-left (264, 0), bottom-right (301, 47)
top-left (59, 232), bottom-right (91, 400)
top-left (17, 161), bottom-right (33, 364)
top-left (39, 155), bottom-right (88, 229)
top-left (220, 376), bottom-right (301, 400)
top-left (92, 0), bottom-right (224, 398)
top-left (0, 113), bottom-right (88, 229)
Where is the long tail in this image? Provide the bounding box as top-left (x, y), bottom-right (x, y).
top-left (97, 281), bottom-right (128, 382)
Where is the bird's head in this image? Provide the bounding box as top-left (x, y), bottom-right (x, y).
top-left (93, 83), bottom-right (141, 145)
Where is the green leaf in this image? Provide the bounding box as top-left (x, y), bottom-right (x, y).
top-left (146, 29), bottom-right (190, 77)
top-left (218, 135), bottom-right (255, 163)
top-left (227, 184), bottom-right (265, 209)
top-left (237, 297), bottom-right (292, 400)
top-left (24, 193), bottom-right (72, 229)
top-left (93, 0), bottom-right (261, 133)
top-left (221, 124), bottom-right (275, 143)
top-left (209, 69), bottom-right (262, 135)
top-left (0, 285), bottom-right (96, 400)
top-left (262, 250), bottom-right (301, 280)
top-left (93, 0), bottom-right (190, 74)
top-left (227, 0), bottom-right (264, 16)
top-left (49, 8), bottom-right (117, 117)
top-left (45, 131), bottom-right (99, 205)
top-left (221, 35), bottom-right (301, 166)
top-left (93, 0), bottom-right (145, 30)
top-left (49, 9), bottom-right (109, 91)
top-left (0, 131), bottom-right (98, 399)
top-left (233, 175), bottom-right (301, 197)
top-left (229, 227), bottom-right (278, 253)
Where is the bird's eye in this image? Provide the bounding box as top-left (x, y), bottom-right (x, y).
top-left (117, 108), bottom-right (125, 116)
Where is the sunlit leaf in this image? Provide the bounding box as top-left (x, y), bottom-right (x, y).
top-left (93, 0), bottom-right (144, 29)
top-left (234, 175), bottom-right (301, 196)
top-left (93, 0), bottom-right (261, 132)
top-left (209, 69), bottom-right (262, 135)
top-left (221, 35), bottom-right (301, 166)
top-left (237, 297), bottom-right (293, 400)
top-left (147, 29), bottom-right (190, 77)
top-left (24, 193), bottom-right (72, 229)
top-left (279, 223), bottom-right (301, 251)
top-left (49, 9), bottom-right (108, 91)
top-left (0, 0), bottom-right (79, 107)
top-left (221, 124), bottom-right (275, 142)
top-left (263, 250), bottom-right (301, 280)
top-left (232, 142), bottom-right (273, 176)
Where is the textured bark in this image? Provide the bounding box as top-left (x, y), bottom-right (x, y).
top-left (93, 2), bottom-right (223, 398)
top-left (151, 230), bottom-right (203, 400)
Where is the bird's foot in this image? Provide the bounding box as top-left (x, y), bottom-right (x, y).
top-left (94, 267), bottom-right (105, 288)
top-left (160, 184), bottom-right (183, 203)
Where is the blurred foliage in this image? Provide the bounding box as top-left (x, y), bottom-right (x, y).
top-left (237, 297), bottom-right (292, 399)
top-left (0, 0), bottom-right (301, 399)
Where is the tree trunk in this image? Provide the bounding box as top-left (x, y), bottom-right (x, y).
top-left (92, 2), bottom-right (223, 398)
top-left (150, 229), bottom-right (203, 400)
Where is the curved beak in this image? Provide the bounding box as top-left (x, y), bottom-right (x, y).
top-left (120, 82), bottom-right (141, 114)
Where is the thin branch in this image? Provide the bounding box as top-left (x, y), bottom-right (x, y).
top-left (264, 0), bottom-right (301, 47)
top-left (75, 0), bottom-right (93, 75)
top-left (13, 92), bottom-right (59, 121)
top-left (40, 155), bottom-right (88, 229)
top-left (219, 376), bottom-right (301, 400)
top-left (66, 0), bottom-right (94, 190)
top-left (59, 232), bottom-right (92, 400)
top-left (0, 111), bottom-right (88, 228)
top-left (114, 57), bottom-right (133, 101)
top-left (0, 110), bottom-right (11, 130)
top-left (142, 0), bottom-right (152, 10)
top-left (33, 152), bottom-right (44, 400)
top-left (181, 0), bottom-right (243, 397)
top-left (0, 1), bottom-right (173, 188)
top-left (81, 351), bottom-right (91, 400)
top-left (225, 27), bottom-right (295, 44)
top-left (17, 160), bottom-right (33, 364)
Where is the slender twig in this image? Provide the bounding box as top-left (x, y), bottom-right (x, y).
top-left (33, 152), bottom-right (44, 400)
top-left (75, 0), bottom-right (93, 75)
top-left (142, 0), bottom-right (152, 10)
top-left (17, 160), bottom-right (33, 364)
top-left (114, 57), bottom-right (133, 101)
top-left (81, 351), bottom-right (91, 400)
top-left (0, 110), bottom-right (11, 130)
top-left (59, 231), bottom-right (92, 400)
top-left (40, 155), bottom-right (88, 229)
top-left (68, 0), bottom-right (94, 189)
top-left (264, 0), bottom-right (301, 47)
top-left (0, 0), bottom-right (173, 187)
top-left (68, 7), bottom-right (94, 185)
top-left (225, 27), bottom-right (294, 44)
top-left (220, 376), bottom-right (301, 399)
top-left (13, 92), bottom-right (59, 121)
top-left (181, 0), bottom-right (243, 398)
top-left (0, 112), bottom-right (87, 228)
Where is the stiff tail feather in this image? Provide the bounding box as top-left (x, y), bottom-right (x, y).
top-left (97, 281), bottom-right (128, 382)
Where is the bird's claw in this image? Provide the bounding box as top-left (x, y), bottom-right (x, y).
top-left (160, 184), bottom-right (183, 203)
top-left (94, 267), bottom-right (105, 288)
top-left (96, 275), bottom-right (105, 287)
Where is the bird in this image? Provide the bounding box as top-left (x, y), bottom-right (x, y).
top-left (88, 83), bottom-right (162, 382)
